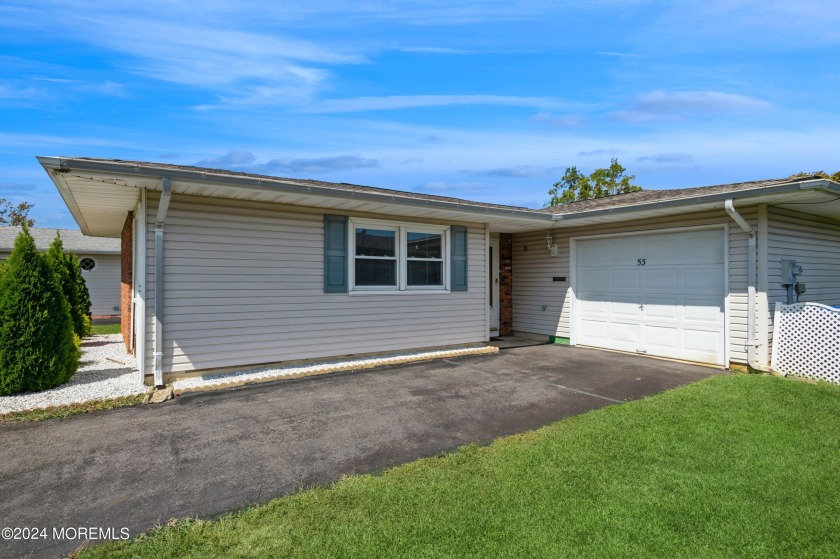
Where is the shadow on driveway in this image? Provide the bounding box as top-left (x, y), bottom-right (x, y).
top-left (0, 344), bottom-right (723, 558)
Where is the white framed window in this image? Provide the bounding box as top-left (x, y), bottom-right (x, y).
top-left (79, 256), bottom-right (97, 272)
top-left (349, 218), bottom-right (449, 292)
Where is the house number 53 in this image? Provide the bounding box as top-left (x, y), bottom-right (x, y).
top-left (637, 258), bottom-right (646, 266)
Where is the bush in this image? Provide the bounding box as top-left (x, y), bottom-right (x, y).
top-left (45, 234), bottom-right (91, 338)
top-left (0, 226), bottom-right (79, 395)
top-left (65, 252), bottom-right (92, 337)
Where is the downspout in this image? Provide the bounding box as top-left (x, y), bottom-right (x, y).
top-left (135, 190), bottom-right (147, 383)
top-left (724, 199), bottom-right (767, 371)
top-left (153, 178), bottom-right (172, 387)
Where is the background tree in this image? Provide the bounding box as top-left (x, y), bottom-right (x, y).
top-left (547, 159), bottom-right (641, 206)
top-left (789, 170), bottom-right (840, 182)
top-left (65, 251), bottom-right (92, 336)
top-left (0, 226), bottom-right (78, 395)
top-left (0, 198), bottom-right (35, 227)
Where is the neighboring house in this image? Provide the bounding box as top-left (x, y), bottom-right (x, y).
top-left (37, 157), bottom-right (840, 386)
top-left (0, 226), bottom-right (120, 316)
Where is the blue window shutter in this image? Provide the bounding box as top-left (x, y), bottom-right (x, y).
top-left (451, 225), bottom-right (468, 292)
top-left (324, 214), bottom-right (348, 293)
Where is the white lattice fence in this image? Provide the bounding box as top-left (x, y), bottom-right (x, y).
top-left (771, 302), bottom-right (840, 384)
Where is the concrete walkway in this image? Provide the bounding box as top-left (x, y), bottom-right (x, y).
top-left (0, 344), bottom-right (723, 558)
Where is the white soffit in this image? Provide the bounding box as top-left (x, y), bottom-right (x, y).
top-left (50, 169), bottom-right (554, 235)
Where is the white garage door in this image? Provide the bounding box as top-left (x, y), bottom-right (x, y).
top-left (574, 229), bottom-right (726, 365)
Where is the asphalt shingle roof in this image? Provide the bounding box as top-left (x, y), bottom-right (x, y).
top-left (539, 176), bottom-right (825, 214)
top-left (46, 157), bottom-right (833, 222)
top-left (65, 158), bottom-right (826, 217)
top-left (0, 227), bottom-right (119, 253)
top-left (66, 157), bottom-right (536, 212)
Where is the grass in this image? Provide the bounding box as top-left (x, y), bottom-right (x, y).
top-left (89, 323), bottom-right (121, 335)
top-left (78, 374), bottom-right (840, 559)
top-left (0, 394), bottom-right (145, 423)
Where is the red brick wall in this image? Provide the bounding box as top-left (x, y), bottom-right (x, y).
top-left (120, 212), bottom-right (133, 352)
top-left (499, 233), bottom-right (514, 336)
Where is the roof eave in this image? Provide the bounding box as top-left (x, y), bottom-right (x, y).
top-left (37, 156), bottom-right (556, 225)
top-left (550, 179), bottom-right (840, 224)
top-left (38, 156), bottom-right (96, 236)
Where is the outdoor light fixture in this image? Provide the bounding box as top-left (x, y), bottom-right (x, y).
top-left (545, 233), bottom-right (558, 256)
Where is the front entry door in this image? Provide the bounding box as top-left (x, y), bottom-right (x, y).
top-left (489, 237), bottom-right (500, 333)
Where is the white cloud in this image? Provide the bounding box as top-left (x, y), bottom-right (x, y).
top-left (0, 181), bottom-right (40, 195)
top-left (646, 0), bottom-right (840, 50)
top-left (578, 148), bottom-right (627, 157)
top-left (637, 153), bottom-right (694, 164)
top-left (1, 4), bottom-right (366, 109)
top-left (258, 155), bottom-right (380, 174)
top-left (612, 90), bottom-right (773, 122)
top-left (0, 83), bottom-right (52, 105)
top-left (303, 95), bottom-right (572, 114)
top-left (475, 165), bottom-right (563, 178)
top-left (195, 151), bottom-right (380, 174)
top-left (396, 47), bottom-right (479, 55)
top-left (413, 181), bottom-right (490, 194)
top-left (0, 131), bottom-right (139, 149)
top-left (196, 151), bottom-right (258, 168)
top-left (529, 111), bottom-right (586, 128)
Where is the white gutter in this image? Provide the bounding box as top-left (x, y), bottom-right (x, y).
top-left (152, 178), bottom-right (172, 387)
top-left (724, 199), bottom-right (767, 371)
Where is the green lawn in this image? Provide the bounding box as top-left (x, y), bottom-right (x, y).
top-left (89, 323), bottom-right (121, 335)
top-left (79, 374), bottom-right (840, 559)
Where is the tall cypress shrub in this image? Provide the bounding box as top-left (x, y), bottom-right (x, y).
top-left (0, 227), bottom-right (78, 395)
top-left (44, 232), bottom-right (84, 338)
top-left (65, 252), bottom-right (92, 336)
top-left (45, 234), bottom-right (87, 338)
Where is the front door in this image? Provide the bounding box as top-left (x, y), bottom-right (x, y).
top-left (489, 237), bottom-right (500, 333)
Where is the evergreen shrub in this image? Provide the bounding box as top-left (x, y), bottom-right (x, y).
top-left (0, 227), bottom-right (78, 395)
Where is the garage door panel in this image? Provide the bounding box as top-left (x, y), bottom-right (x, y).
top-left (611, 322), bottom-right (642, 345)
top-left (644, 298), bottom-right (679, 320)
top-left (608, 239), bottom-right (640, 262)
top-left (643, 238), bottom-right (681, 265)
top-left (577, 297), bottom-right (608, 315)
top-left (683, 329), bottom-right (722, 355)
top-left (644, 324), bottom-right (679, 350)
top-left (578, 268), bottom-right (610, 290)
top-left (611, 300), bottom-right (642, 320)
top-left (579, 319), bottom-right (608, 341)
top-left (643, 268), bottom-right (679, 291)
top-left (682, 232), bottom-right (725, 264)
top-left (578, 241), bottom-right (613, 265)
top-left (575, 229), bottom-right (725, 366)
top-left (684, 269), bottom-right (724, 292)
top-left (683, 298), bottom-right (723, 322)
top-left (610, 268), bottom-right (641, 290)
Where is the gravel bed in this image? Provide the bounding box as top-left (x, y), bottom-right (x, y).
top-left (174, 345), bottom-right (495, 392)
top-left (0, 334), bottom-right (147, 414)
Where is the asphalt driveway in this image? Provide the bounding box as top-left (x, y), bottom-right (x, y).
top-left (0, 344), bottom-right (723, 558)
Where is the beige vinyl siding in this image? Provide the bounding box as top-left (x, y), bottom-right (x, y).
top-left (765, 207), bottom-right (840, 356)
top-left (512, 209), bottom-right (757, 365)
top-left (144, 193), bottom-right (487, 374)
top-left (79, 254), bottom-right (121, 315)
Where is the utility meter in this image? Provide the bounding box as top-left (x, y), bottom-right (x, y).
top-left (780, 259), bottom-right (803, 286)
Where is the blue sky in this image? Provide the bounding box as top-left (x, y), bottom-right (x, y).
top-left (1, 0), bottom-right (839, 228)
